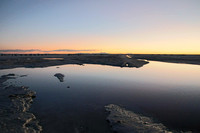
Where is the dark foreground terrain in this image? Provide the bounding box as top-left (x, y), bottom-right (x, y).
top-left (0, 74), bottom-right (42, 133)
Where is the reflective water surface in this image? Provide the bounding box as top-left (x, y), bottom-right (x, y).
top-left (1, 61), bottom-right (200, 132)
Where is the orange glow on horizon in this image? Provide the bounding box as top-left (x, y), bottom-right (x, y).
top-left (1, 49), bottom-right (200, 55)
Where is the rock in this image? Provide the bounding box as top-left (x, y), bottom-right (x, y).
top-left (54, 73), bottom-right (65, 82)
top-left (105, 104), bottom-right (172, 133)
top-left (0, 74), bottom-right (42, 133)
top-left (1, 74), bottom-right (16, 78)
top-left (20, 75), bottom-right (27, 77)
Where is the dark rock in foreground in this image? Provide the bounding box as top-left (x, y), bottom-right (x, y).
top-left (0, 74), bottom-right (42, 133)
top-left (54, 73), bottom-right (65, 82)
top-left (105, 104), bottom-right (174, 133)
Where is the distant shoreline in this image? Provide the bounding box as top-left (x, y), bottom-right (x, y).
top-left (0, 54), bottom-right (199, 70)
top-left (0, 54), bottom-right (148, 70)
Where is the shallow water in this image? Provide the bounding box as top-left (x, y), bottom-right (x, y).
top-left (1, 61), bottom-right (200, 132)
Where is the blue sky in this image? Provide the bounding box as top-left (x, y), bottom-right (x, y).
top-left (0, 0), bottom-right (200, 54)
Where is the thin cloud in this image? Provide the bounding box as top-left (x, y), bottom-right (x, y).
top-left (51, 49), bottom-right (97, 52)
top-left (0, 49), bottom-right (41, 52)
top-left (0, 49), bottom-right (98, 53)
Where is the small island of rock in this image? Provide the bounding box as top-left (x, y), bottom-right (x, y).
top-left (54, 73), bottom-right (65, 82)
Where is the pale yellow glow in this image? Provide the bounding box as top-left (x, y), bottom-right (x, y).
top-left (1, 31), bottom-right (200, 54)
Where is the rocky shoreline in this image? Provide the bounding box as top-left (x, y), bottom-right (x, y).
top-left (0, 74), bottom-right (42, 133)
top-left (105, 104), bottom-right (191, 133)
top-left (0, 54), bottom-right (149, 69)
top-left (0, 54), bottom-right (199, 70)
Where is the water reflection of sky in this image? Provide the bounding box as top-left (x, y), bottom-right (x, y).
top-left (0, 61), bottom-right (200, 132)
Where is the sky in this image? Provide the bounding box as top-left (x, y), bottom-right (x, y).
top-left (0, 0), bottom-right (200, 54)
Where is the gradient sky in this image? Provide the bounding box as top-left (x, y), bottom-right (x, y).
top-left (0, 0), bottom-right (200, 54)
